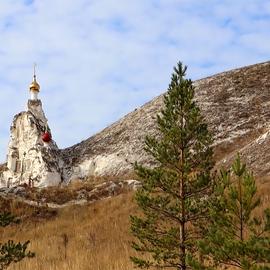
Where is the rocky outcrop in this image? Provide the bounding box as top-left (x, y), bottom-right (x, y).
top-left (62, 61), bottom-right (270, 179)
top-left (2, 61), bottom-right (270, 187)
top-left (0, 179), bottom-right (140, 208)
top-left (1, 100), bottom-right (63, 187)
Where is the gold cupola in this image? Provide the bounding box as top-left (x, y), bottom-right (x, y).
top-left (29, 64), bottom-right (40, 92)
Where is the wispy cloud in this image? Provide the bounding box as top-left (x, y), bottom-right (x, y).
top-left (0, 0), bottom-right (269, 161)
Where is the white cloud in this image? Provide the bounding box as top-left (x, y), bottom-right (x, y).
top-left (0, 0), bottom-right (269, 162)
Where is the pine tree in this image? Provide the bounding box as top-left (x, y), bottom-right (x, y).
top-left (0, 212), bottom-right (34, 270)
top-left (130, 62), bottom-right (214, 269)
top-left (199, 155), bottom-right (270, 270)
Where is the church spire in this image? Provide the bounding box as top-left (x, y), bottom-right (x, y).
top-left (29, 63), bottom-right (40, 100)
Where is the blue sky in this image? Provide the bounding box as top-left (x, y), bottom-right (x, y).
top-left (0, 0), bottom-right (270, 162)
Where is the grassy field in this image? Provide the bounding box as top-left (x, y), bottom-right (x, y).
top-left (0, 177), bottom-right (269, 270)
top-left (1, 192), bottom-right (138, 270)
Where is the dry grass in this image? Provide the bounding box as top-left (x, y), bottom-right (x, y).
top-left (20, 174), bottom-right (139, 205)
top-left (0, 176), bottom-right (269, 270)
top-left (1, 171), bottom-right (135, 208)
top-left (256, 177), bottom-right (270, 217)
top-left (0, 197), bottom-right (57, 222)
top-left (1, 192), bottom-right (139, 270)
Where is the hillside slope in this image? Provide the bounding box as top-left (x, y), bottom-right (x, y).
top-left (3, 180), bottom-right (269, 270)
top-left (62, 61), bottom-right (270, 179)
top-left (1, 193), bottom-right (137, 270)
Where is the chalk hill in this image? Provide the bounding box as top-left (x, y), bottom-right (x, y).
top-left (62, 61), bottom-right (270, 180)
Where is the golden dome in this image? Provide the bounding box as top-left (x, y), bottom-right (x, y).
top-left (29, 63), bottom-right (40, 92)
top-left (29, 75), bottom-right (40, 92)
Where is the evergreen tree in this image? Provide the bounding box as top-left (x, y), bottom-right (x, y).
top-left (0, 212), bottom-right (34, 270)
top-left (199, 155), bottom-right (270, 270)
top-left (130, 62), bottom-right (214, 269)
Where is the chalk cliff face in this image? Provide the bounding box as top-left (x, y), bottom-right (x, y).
top-left (1, 100), bottom-right (62, 187)
top-left (62, 61), bottom-right (270, 180)
top-left (1, 61), bottom-right (270, 187)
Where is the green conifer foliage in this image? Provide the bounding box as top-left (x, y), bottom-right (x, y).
top-left (0, 212), bottom-right (34, 270)
top-left (199, 155), bottom-right (270, 270)
top-left (130, 62), bottom-right (214, 269)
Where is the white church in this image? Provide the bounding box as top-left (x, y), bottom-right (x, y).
top-left (0, 69), bottom-right (63, 187)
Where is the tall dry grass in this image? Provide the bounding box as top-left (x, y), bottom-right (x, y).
top-left (1, 193), bottom-right (138, 270)
top-left (0, 176), bottom-right (269, 270)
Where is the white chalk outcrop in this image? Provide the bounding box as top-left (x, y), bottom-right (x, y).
top-left (1, 61), bottom-right (270, 188)
top-left (62, 61), bottom-right (270, 179)
top-left (0, 100), bottom-right (62, 187)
